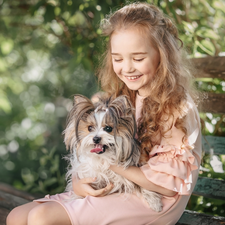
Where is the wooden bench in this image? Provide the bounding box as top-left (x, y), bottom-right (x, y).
top-left (0, 56), bottom-right (225, 225)
top-left (177, 56), bottom-right (225, 224)
top-left (0, 182), bottom-right (36, 225)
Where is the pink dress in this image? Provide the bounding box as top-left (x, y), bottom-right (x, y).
top-left (35, 93), bottom-right (202, 225)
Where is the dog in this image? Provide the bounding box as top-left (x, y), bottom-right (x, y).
top-left (63, 94), bottom-right (162, 212)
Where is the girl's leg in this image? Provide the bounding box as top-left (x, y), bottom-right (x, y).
top-left (7, 201), bottom-right (72, 225)
top-left (6, 202), bottom-right (40, 225)
top-left (27, 201), bottom-right (72, 225)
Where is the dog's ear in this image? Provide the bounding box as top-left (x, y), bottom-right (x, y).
top-left (74, 94), bottom-right (90, 105)
top-left (64, 94), bottom-right (94, 152)
top-left (109, 95), bottom-right (134, 117)
top-left (114, 128), bottom-right (140, 167)
top-left (73, 94), bottom-right (95, 119)
top-left (111, 95), bottom-right (131, 107)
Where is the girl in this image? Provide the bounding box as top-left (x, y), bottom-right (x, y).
top-left (7, 2), bottom-right (202, 225)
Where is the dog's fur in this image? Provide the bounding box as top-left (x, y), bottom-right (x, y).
top-left (64, 94), bottom-right (162, 212)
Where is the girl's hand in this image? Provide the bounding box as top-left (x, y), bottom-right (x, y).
top-left (72, 177), bottom-right (114, 197)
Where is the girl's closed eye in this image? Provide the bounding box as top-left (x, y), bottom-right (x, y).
top-left (113, 58), bottom-right (145, 62)
top-left (113, 58), bottom-right (123, 62)
top-left (134, 58), bottom-right (145, 62)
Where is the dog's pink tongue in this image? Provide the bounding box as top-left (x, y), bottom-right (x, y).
top-left (90, 144), bottom-right (103, 153)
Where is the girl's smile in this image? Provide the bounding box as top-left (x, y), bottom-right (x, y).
top-left (111, 28), bottom-right (160, 96)
top-left (125, 75), bottom-right (143, 81)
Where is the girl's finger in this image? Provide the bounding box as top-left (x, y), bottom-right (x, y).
top-left (87, 183), bottom-right (113, 197)
top-left (87, 187), bottom-right (107, 197)
top-left (98, 183), bottom-right (114, 197)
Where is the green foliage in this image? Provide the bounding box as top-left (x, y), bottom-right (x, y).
top-left (0, 0), bottom-right (224, 216)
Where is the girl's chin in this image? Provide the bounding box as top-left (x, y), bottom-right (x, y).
top-left (125, 84), bottom-right (140, 91)
top-left (127, 85), bottom-right (149, 96)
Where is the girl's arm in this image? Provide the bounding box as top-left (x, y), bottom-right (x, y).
top-left (110, 165), bottom-right (177, 197)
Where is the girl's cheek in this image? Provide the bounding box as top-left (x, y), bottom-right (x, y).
top-left (140, 63), bottom-right (152, 75)
top-left (112, 64), bottom-right (120, 74)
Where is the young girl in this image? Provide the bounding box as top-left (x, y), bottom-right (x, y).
top-left (7, 2), bottom-right (202, 225)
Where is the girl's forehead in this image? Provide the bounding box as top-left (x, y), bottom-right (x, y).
top-left (110, 28), bottom-right (154, 53)
top-left (111, 27), bottom-right (146, 39)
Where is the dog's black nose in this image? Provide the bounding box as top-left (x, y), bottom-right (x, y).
top-left (93, 136), bottom-right (101, 144)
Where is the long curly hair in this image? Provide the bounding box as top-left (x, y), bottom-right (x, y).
top-left (97, 2), bottom-right (198, 162)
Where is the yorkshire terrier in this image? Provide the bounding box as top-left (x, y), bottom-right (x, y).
top-left (64, 94), bottom-right (162, 212)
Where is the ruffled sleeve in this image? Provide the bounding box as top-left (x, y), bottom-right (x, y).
top-left (140, 94), bottom-right (201, 195)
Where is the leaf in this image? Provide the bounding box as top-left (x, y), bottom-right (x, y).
top-left (30, 0), bottom-right (46, 15)
top-left (44, 4), bottom-right (56, 22)
top-left (82, 58), bottom-right (93, 71)
top-left (0, 96), bottom-right (11, 113)
top-left (213, 1), bottom-right (225, 14)
top-left (40, 155), bottom-right (48, 166)
top-left (54, 7), bottom-right (61, 16)
top-left (0, 39), bottom-right (14, 55)
top-left (195, 78), bottom-right (214, 82)
top-left (47, 0), bottom-right (58, 7)
top-left (196, 27), bottom-right (220, 40)
top-left (182, 21), bottom-right (195, 34)
top-left (68, 11), bottom-right (86, 26)
top-left (49, 147), bottom-right (56, 158)
top-left (43, 177), bottom-right (57, 187)
top-left (0, 59), bottom-right (6, 72)
top-left (196, 40), bottom-right (215, 55)
top-left (50, 155), bottom-right (59, 173)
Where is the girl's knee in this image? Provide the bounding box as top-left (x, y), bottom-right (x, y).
top-left (7, 202), bottom-right (40, 225)
top-left (6, 209), bottom-right (15, 225)
top-left (6, 206), bottom-right (24, 225)
top-left (27, 204), bottom-right (48, 225)
top-left (27, 202), bottom-right (71, 225)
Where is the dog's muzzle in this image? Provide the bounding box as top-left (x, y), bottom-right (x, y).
top-left (90, 144), bottom-right (107, 154)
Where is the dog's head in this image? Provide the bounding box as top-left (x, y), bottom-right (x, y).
top-left (64, 94), bottom-right (139, 166)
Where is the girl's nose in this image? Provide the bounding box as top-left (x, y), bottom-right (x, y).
top-left (122, 60), bottom-right (135, 73)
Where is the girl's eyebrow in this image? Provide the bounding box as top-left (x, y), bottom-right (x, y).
top-left (132, 52), bottom-right (148, 55)
top-left (111, 52), bottom-right (147, 55)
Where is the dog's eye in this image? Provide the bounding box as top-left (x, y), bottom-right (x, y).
top-left (104, 126), bottom-right (113, 133)
top-left (88, 126), bottom-right (94, 132)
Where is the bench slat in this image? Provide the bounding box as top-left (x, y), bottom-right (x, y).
top-left (0, 190), bottom-right (29, 211)
top-left (192, 56), bottom-right (225, 79)
top-left (0, 182), bottom-right (36, 201)
top-left (199, 93), bottom-right (225, 114)
top-left (0, 207), bottom-right (9, 225)
top-left (176, 209), bottom-right (225, 225)
top-left (202, 135), bottom-right (225, 155)
top-left (193, 177), bottom-right (225, 201)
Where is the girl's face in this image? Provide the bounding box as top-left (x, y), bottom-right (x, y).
top-left (111, 28), bottom-right (160, 97)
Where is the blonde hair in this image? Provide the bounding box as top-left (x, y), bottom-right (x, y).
top-left (97, 2), bottom-right (197, 161)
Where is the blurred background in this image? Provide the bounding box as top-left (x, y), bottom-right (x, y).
top-left (0, 0), bottom-right (224, 216)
